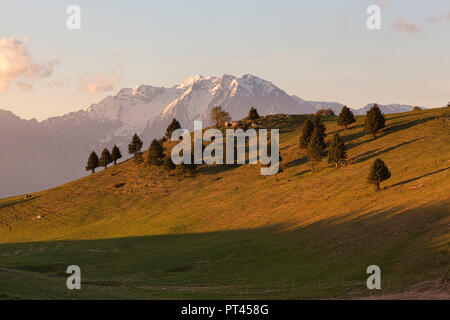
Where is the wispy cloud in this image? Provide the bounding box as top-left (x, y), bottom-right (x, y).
top-left (48, 78), bottom-right (71, 89)
top-left (79, 70), bottom-right (119, 94)
top-left (0, 37), bottom-right (58, 92)
top-left (392, 18), bottom-right (420, 34)
top-left (16, 81), bottom-right (33, 93)
top-left (425, 11), bottom-right (450, 24)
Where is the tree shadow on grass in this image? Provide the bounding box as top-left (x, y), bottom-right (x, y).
top-left (385, 113), bottom-right (417, 122)
top-left (198, 164), bottom-right (242, 175)
top-left (327, 123), bottom-right (363, 137)
top-left (293, 169), bottom-right (310, 177)
top-left (284, 156), bottom-right (308, 169)
top-left (342, 116), bottom-right (436, 150)
top-left (389, 167), bottom-right (450, 188)
top-left (0, 196), bottom-right (41, 210)
top-left (350, 138), bottom-right (422, 164)
top-left (383, 116), bottom-right (437, 136)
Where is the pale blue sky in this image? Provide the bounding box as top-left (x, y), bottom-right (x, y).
top-left (0, 0), bottom-right (449, 120)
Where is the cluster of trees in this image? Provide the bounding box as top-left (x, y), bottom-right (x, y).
top-left (86, 145), bottom-right (122, 173)
top-left (86, 128), bottom-right (196, 176)
top-left (299, 104), bottom-right (391, 190)
top-left (86, 104), bottom-right (391, 191)
top-left (299, 114), bottom-right (332, 171)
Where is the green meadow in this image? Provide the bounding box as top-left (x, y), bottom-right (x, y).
top-left (0, 107), bottom-right (449, 299)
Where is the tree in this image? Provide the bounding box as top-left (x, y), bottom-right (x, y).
top-left (364, 104), bottom-right (385, 138)
top-left (146, 139), bottom-right (165, 166)
top-left (306, 128), bottom-right (322, 172)
top-left (128, 133), bottom-right (143, 162)
top-left (99, 148), bottom-right (113, 168)
top-left (85, 151), bottom-right (99, 174)
top-left (312, 114), bottom-right (326, 149)
top-left (162, 155), bottom-right (176, 174)
top-left (328, 133), bottom-right (347, 168)
top-left (367, 158), bottom-right (391, 191)
top-left (209, 106), bottom-right (231, 127)
top-left (316, 108), bottom-right (335, 117)
top-left (299, 117), bottom-right (315, 149)
top-left (337, 106), bottom-right (356, 129)
top-left (165, 118), bottom-right (181, 140)
top-left (111, 144), bottom-right (122, 165)
top-left (175, 152), bottom-right (197, 176)
top-left (248, 107), bottom-right (260, 120)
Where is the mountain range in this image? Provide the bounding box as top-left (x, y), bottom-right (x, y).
top-left (0, 74), bottom-right (424, 197)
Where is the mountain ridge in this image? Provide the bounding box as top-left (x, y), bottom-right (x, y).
top-left (0, 73), bottom-right (428, 197)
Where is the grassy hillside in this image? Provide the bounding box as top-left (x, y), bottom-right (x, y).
top-left (0, 107), bottom-right (449, 299)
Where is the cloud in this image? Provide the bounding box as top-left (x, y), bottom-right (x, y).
top-left (16, 81), bottom-right (33, 93)
top-left (48, 78), bottom-right (70, 89)
top-left (392, 18), bottom-right (420, 33)
top-left (0, 37), bottom-right (58, 92)
top-left (425, 11), bottom-right (450, 24)
top-left (79, 70), bottom-right (119, 94)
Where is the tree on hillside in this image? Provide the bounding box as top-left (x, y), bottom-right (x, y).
top-left (306, 128), bottom-right (322, 172)
top-left (209, 106), bottom-right (231, 127)
top-left (316, 108), bottom-right (335, 117)
top-left (364, 104), bottom-right (385, 138)
top-left (248, 107), bottom-right (260, 120)
top-left (175, 152), bottom-right (197, 176)
top-left (99, 148), bottom-right (113, 168)
top-left (312, 114), bottom-right (327, 149)
top-left (128, 133), bottom-right (143, 162)
top-left (367, 158), bottom-right (391, 191)
top-left (146, 139), bottom-right (165, 166)
top-left (111, 144), bottom-right (122, 165)
top-left (337, 106), bottom-right (356, 129)
top-left (299, 117), bottom-right (315, 149)
top-left (162, 155), bottom-right (176, 174)
top-left (85, 151), bottom-right (99, 174)
top-left (328, 133), bottom-right (347, 168)
top-left (165, 118), bottom-right (181, 140)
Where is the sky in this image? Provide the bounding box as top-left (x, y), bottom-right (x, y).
top-left (0, 0), bottom-right (449, 120)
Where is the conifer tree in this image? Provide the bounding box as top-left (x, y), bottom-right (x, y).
top-left (328, 133), bottom-right (347, 168)
top-left (312, 114), bottom-right (326, 149)
top-left (111, 144), bottom-right (122, 165)
top-left (175, 152), bottom-right (197, 176)
top-left (210, 106), bottom-right (231, 127)
top-left (146, 139), bottom-right (165, 166)
top-left (85, 151), bottom-right (99, 174)
top-left (364, 104), bottom-right (385, 138)
top-left (248, 107), bottom-right (260, 120)
top-left (128, 133), bottom-right (143, 162)
top-left (337, 106), bottom-right (356, 129)
top-left (99, 148), bottom-right (113, 168)
top-left (162, 155), bottom-right (176, 174)
top-left (367, 158), bottom-right (391, 191)
top-left (165, 118), bottom-right (181, 140)
top-left (306, 127), bottom-right (322, 172)
top-left (299, 117), bottom-right (315, 149)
